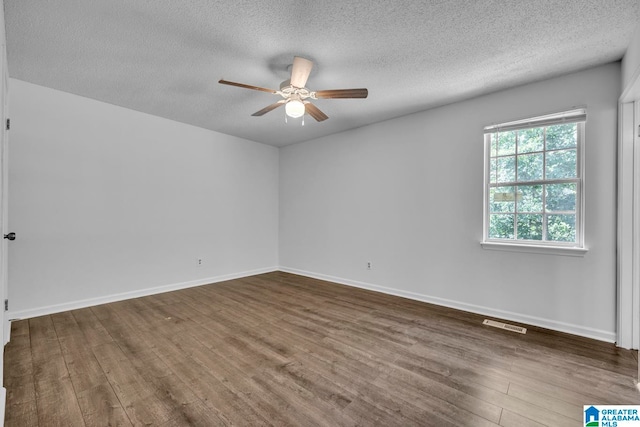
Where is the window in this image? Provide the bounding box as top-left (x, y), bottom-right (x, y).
top-left (483, 109), bottom-right (586, 251)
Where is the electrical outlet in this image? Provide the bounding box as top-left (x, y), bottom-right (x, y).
top-left (196, 257), bottom-right (203, 267)
top-left (367, 261), bottom-right (372, 270)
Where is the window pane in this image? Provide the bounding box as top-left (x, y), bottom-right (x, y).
top-left (517, 153), bottom-right (543, 181)
top-left (490, 186), bottom-right (515, 213)
top-left (546, 124), bottom-right (577, 150)
top-left (545, 149), bottom-right (576, 179)
top-left (489, 158), bottom-right (497, 184)
top-left (490, 134), bottom-right (497, 157)
top-left (489, 214), bottom-right (514, 239)
top-left (546, 183), bottom-right (576, 212)
top-left (497, 131), bottom-right (516, 156)
top-left (517, 128), bottom-right (543, 153)
top-left (484, 113), bottom-right (582, 246)
top-left (547, 214), bottom-right (576, 242)
top-left (497, 156), bottom-right (515, 183)
top-left (517, 214), bottom-right (543, 240)
top-left (517, 185), bottom-right (543, 212)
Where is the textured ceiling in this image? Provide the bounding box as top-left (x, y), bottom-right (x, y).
top-left (4, 1), bottom-right (640, 147)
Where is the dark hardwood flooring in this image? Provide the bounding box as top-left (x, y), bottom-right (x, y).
top-left (3, 271), bottom-right (639, 426)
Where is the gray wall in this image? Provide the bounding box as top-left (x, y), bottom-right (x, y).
top-left (280, 63), bottom-right (620, 341)
top-left (622, 25), bottom-right (640, 92)
top-left (8, 79), bottom-right (279, 317)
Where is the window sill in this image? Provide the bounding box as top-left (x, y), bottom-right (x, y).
top-left (480, 241), bottom-right (588, 257)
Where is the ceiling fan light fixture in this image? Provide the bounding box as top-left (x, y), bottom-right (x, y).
top-left (285, 99), bottom-right (305, 118)
top-left (219, 56), bottom-right (367, 123)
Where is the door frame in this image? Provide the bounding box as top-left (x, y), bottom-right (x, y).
top-left (1, 44), bottom-right (7, 348)
top-left (617, 64), bottom-right (640, 353)
top-left (0, 42), bottom-right (7, 424)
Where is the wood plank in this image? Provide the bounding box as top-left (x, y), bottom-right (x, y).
top-left (167, 359), bottom-right (273, 425)
top-left (376, 366), bottom-right (503, 424)
top-left (76, 382), bottom-right (132, 427)
top-left (9, 318), bottom-right (30, 337)
top-left (160, 399), bottom-right (228, 427)
top-left (71, 307), bottom-right (115, 347)
top-left (92, 342), bottom-right (182, 425)
top-left (500, 409), bottom-right (546, 427)
top-left (35, 377), bottom-right (85, 427)
top-left (4, 342), bottom-right (33, 380)
top-left (4, 400), bottom-right (39, 427)
top-left (5, 376), bottom-right (35, 405)
top-left (342, 397), bottom-right (426, 427)
top-left (507, 382), bottom-right (581, 421)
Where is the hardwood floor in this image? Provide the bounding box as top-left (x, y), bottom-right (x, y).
top-left (3, 271), bottom-right (639, 426)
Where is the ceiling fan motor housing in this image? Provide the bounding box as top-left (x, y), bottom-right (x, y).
top-left (279, 80), bottom-right (313, 100)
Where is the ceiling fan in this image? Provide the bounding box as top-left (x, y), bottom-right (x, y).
top-left (219, 56), bottom-right (368, 122)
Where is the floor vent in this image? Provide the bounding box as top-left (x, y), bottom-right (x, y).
top-left (483, 319), bottom-right (527, 334)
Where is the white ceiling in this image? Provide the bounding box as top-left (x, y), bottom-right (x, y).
top-left (4, 1), bottom-right (639, 147)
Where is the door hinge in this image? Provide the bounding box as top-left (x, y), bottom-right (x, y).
top-left (5, 118), bottom-right (9, 130)
top-left (4, 299), bottom-right (7, 311)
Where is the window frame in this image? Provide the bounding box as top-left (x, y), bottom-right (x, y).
top-left (481, 109), bottom-right (587, 255)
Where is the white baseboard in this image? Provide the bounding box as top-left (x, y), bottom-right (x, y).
top-left (3, 310), bottom-right (9, 345)
top-left (6, 265), bottom-right (616, 344)
top-left (279, 266), bottom-right (617, 344)
top-left (7, 266), bottom-right (278, 321)
top-left (0, 386), bottom-right (5, 426)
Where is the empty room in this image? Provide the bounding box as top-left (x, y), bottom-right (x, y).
top-left (1, 1), bottom-right (640, 426)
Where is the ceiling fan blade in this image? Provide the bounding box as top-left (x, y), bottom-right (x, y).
top-left (251, 100), bottom-right (286, 116)
top-left (314, 88), bottom-right (368, 99)
top-left (304, 102), bottom-right (329, 122)
top-left (219, 79), bottom-right (277, 94)
top-left (290, 57), bottom-right (313, 88)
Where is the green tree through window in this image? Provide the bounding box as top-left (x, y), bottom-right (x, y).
top-left (484, 111), bottom-right (585, 247)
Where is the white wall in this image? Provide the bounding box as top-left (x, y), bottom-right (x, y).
top-left (622, 25), bottom-right (640, 94)
top-left (8, 79), bottom-right (279, 317)
top-left (280, 63), bottom-right (620, 342)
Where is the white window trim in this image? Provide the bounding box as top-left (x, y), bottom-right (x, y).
top-left (481, 109), bottom-right (587, 255)
top-left (480, 241), bottom-right (588, 256)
